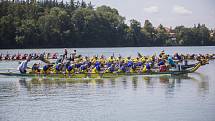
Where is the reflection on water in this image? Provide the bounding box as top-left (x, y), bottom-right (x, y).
top-left (132, 76), bottom-right (138, 90)
top-left (0, 74), bottom-right (210, 102)
top-left (0, 72), bottom-right (214, 121)
top-left (11, 74), bottom-right (209, 97)
top-left (1, 74), bottom-right (210, 99)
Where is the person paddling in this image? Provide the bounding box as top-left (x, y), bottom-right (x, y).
top-left (17, 56), bottom-right (31, 74)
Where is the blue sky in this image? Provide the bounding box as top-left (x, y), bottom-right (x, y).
top-left (83, 0), bottom-right (215, 29)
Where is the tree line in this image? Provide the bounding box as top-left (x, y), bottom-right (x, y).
top-left (0, 0), bottom-right (215, 48)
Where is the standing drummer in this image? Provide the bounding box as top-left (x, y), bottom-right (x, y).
top-left (71, 49), bottom-right (77, 61)
top-left (63, 48), bottom-right (68, 59)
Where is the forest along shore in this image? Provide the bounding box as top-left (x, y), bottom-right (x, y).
top-left (0, 0), bottom-right (215, 49)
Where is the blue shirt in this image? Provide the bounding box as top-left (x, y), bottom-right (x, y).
top-left (168, 57), bottom-right (175, 65)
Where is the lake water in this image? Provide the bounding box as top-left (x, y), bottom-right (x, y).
top-left (0, 46), bottom-right (215, 121)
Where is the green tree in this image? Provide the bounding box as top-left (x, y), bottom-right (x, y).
top-left (0, 15), bottom-right (17, 48)
top-left (127, 19), bottom-right (144, 46)
top-left (155, 24), bottom-right (169, 46)
top-left (38, 7), bottom-right (71, 47)
top-left (0, 0), bottom-right (214, 48)
top-left (142, 20), bottom-right (155, 46)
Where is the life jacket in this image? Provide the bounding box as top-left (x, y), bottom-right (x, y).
top-left (108, 57), bottom-right (114, 63)
top-left (142, 65), bottom-right (147, 73)
top-left (92, 67), bottom-right (98, 74)
top-left (141, 57), bottom-right (146, 63)
top-left (133, 58), bottom-right (138, 63)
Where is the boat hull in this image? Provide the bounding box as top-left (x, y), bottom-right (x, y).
top-left (0, 70), bottom-right (190, 79)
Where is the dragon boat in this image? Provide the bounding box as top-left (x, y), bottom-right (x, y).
top-left (0, 60), bottom-right (208, 79)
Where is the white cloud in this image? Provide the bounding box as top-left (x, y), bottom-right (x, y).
top-left (144, 6), bottom-right (159, 13)
top-left (173, 5), bottom-right (192, 15)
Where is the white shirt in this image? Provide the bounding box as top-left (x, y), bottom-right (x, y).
top-left (17, 60), bottom-right (28, 72)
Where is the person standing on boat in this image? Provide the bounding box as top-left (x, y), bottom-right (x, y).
top-left (63, 48), bottom-right (68, 59)
top-left (17, 56), bottom-right (31, 74)
top-left (0, 53), bottom-right (2, 60)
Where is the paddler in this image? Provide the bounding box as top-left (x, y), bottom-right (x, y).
top-left (91, 65), bottom-right (101, 74)
top-left (158, 60), bottom-right (167, 72)
top-left (31, 63), bottom-right (40, 73)
top-left (146, 63), bottom-right (151, 71)
top-left (141, 63), bottom-right (151, 73)
top-left (118, 64), bottom-right (127, 73)
top-left (80, 64), bottom-right (88, 73)
top-left (174, 52), bottom-right (182, 61)
top-left (158, 59), bottom-right (165, 66)
top-left (54, 63), bottom-right (63, 73)
top-left (66, 64), bottom-right (75, 74)
top-left (17, 55), bottom-right (31, 74)
top-left (159, 50), bottom-right (165, 58)
top-left (42, 64), bottom-right (53, 74)
top-left (167, 56), bottom-right (176, 67)
top-left (130, 64), bottom-right (137, 73)
top-left (105, 64), bottom-right (115, 73)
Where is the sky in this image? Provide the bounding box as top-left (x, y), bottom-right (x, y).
top-left (83, 0), bottom-right (215, 29)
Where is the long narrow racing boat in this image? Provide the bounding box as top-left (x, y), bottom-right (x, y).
top-left (0, 60), bottom-right (208, 79)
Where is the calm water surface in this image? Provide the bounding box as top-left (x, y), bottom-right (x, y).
top-left (0, 46), bottom-right (215, 121)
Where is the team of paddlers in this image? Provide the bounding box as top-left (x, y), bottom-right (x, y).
top-left (16, 49), bottom-right (211, 74)
top-left (0, 52), bottom-right (58, 60)
top-left (1, 50), bottom-right (215, 61)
